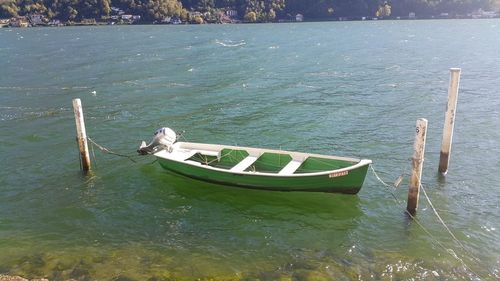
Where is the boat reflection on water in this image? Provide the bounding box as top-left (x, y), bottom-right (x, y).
top-left (140, 167), bottom-right (365, 271)
top-left (156, 168), bottom-right (362, 214)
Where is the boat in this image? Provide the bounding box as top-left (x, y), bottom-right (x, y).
top-left (138, 128), bottom-right (372, 194)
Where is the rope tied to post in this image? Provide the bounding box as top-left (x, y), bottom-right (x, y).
top-left (87, 137), bottom-right (137, 163)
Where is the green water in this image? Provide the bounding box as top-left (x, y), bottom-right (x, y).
top-left (1, 20), bottom-right (499, 280)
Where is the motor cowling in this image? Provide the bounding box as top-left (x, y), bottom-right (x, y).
top-left (138, 127), bottom-right (177, 155)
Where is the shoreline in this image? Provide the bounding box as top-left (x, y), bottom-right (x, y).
top-left (1, 16), bottom-right (499, 29)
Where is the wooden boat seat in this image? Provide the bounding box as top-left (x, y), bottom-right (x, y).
top-left (170, 149), bottom-right (198, 161)
top-left (278, 159), bottom-right (304, 175)
top-left (196, 150), bottom-right (220, 157)
top-left (171, 149), bottom-right (220, 162)
top-left (230, 155), bottom-right (259, 172)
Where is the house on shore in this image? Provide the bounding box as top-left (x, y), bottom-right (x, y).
top-left (10, 17), bottom-right (29, 27)
top-left (121, 14), bottom-right (133, 22)
top-left (439, 12), bottom-right (450, 18)
top-left (120, 14), bottom-right (140, 23)
top-left (188, 11), bottom-right (203, 19)
top-left (48, 19), bottom-right (62, 26)
top-left (0, 18), bottom-right (10, 27)
top-left (226, 9), bottom-right (238, 18)
top-left (29, 13), bottom-right (47, 26)
top-left (471, 9), bottom-right (498, 18)
top-left (218, 12), bottom-right (231, 23)
top-left (217, 8), bottom-right (239, 23)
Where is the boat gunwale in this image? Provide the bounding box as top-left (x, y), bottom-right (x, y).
top-left (154, 142), bottom-right (372, 178)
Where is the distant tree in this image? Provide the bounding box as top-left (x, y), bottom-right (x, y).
top-left (75, 0), bottom-right (110, 19)
top-left (196, 0), bottom-right (214, 11)
top-left (0, 0), bottom-right (496, 23)
top-left (215, 0), bottom-right (237, 7)
top-left (179, 8), bottom-right (188, 19)
top-left (193, 14), bottom-right (203, 22)
top-left (144, 0), bottom-right (185, 21)
top-left (23, 0), bottom-right (48, 14)
top-left (179, 0), bottom-right (195, 9)
top-left (283, 0), bottom-right (336, 18)
top-left (243, 0), bottom-right (283, 22)
top-left (376, 1), bottom-right (391, 17)
top-left (66, 5), bottom-right (78, 20)
top-left (0, 0), bottom-right (20, 17)
top-left (244, 10), bottom-right (255, 21)
top-left (100, 0), bottom-right (111, 16)
top-left (267, 7), bottom-right (275, 20)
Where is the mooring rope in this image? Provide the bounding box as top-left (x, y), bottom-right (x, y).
top-left (177, 130), bottom-right (188, 142)
top-left (419, 183), bottom-right (493, 275)
top-left (90, 137), bottom-right (98, 168)
top-left (369, 165), bottom-right (488, 279)
top-left (420, 185), bottom-right (464, 249)
top-left (370, 165), bottom-right (396, 188)
top-left (87, 137), bottom-right (137, 163)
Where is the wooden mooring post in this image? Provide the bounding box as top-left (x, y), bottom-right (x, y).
top-left (439, 68), bottom-right (461, 174)
top-left (407, 118), bottom-right (428, 215)
top-left (72, 98), bottom-right (91, 172)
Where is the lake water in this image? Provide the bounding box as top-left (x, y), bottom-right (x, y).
top-left (0, 20), bottom-right (499, 280)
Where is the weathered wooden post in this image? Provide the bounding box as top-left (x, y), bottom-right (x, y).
top-left (439, 68), bottom-right (461, 174)
top-left (72, 98), bottom-right (91, 172)
top-left (407, 118), bottom-right (428, 215)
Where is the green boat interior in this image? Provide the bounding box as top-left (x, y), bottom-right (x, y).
top-left (187, 148), bottom-right (354, 174)
top-left (245, 152), bottom-right (292, 173)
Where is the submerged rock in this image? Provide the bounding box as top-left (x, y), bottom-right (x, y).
top-left (68, 267), bottom-right (90, 281)
top-left (66, 259), bottom-right (94, 281)
top-left (13, 253), bottom-right (47, 277)
top-left (0, 275), bottom-right (28, 281)
top-left (0, 275), bottom-right (48, 281)
top-left (110, 275), bottom-right (136, 281)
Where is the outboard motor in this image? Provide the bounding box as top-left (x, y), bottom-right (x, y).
top-left (138, 127), bottom-right (177, 155)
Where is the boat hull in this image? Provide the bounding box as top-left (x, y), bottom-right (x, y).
top-left (157, 157), bottom-right (370, 194)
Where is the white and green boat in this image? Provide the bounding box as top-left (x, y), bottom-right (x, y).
top-left (139, 128), bottom-right (372, 194)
